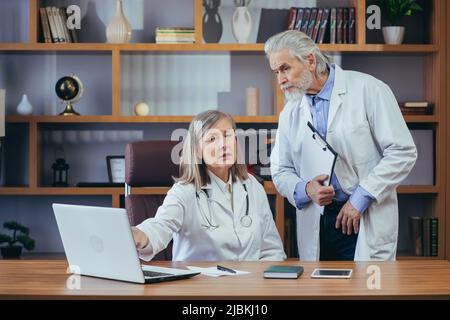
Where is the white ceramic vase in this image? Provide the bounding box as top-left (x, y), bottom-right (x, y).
top-left (232, 6), bottom-right (252, 44)
top-left (16, 94), bottom-right (33, 115)
top-left (382, 26), bottom-right (405, 45)
top-left (106, 0), bottom-right (132, 44)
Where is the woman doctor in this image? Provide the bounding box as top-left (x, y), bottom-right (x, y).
top-left (131, 110), bottom-right (286, 261)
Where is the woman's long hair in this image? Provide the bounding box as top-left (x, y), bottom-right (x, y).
top-left (174, 110), bottom-right (248, 190)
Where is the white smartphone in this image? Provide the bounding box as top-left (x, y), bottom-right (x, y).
top-left (310, 268), bottom-right (353, 279)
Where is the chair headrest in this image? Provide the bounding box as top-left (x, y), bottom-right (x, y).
top-left (125, 140), bottom-right (180, 186)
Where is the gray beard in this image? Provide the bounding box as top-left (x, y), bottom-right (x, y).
top-left (284, 88), bottom-right (304, 102)
top-left (283, 71), bottom-right (313, 102)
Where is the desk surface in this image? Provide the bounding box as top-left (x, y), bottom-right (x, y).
top-left (1, 260), bottom-right (450, 299)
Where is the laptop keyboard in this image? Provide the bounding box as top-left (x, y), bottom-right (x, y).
top-left (143, 270), bottom-right (173, 278)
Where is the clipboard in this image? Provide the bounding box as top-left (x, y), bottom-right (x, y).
top-left (299, 121), bottom-right (337, 187)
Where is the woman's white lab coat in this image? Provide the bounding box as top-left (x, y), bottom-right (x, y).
top-left (271, 65), bottom-right (417, 261)
top-left (136, 173), bottom-right (286, 261)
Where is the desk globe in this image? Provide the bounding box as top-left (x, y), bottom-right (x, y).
top-left (55, 74), bottom-right (83, 116)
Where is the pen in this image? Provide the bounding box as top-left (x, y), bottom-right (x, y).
top-left (217, 265), bottom-right (236, 274)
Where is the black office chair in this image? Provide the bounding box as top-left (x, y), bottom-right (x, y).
top-left (125, 140), bottom-right (179, 260)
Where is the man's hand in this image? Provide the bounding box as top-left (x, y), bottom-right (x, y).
top-left (336, 202), bottom-right (361, 235)
top-left (131, 226), bottom-right (149, 249)
top-left (306, 174), bottom-right (335, 206)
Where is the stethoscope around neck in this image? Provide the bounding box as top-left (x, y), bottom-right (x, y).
top-left (195, 184), bottom-right (251, 230)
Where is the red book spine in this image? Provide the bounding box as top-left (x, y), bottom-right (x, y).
top-left (295, 8), bottom-right (304, 31)
top-left (330, 8), bottom-right (336, 44)
top-left (287, 7), bottom-right (297, 30)
top-left (336, 8), bottom-right (343, 44)
top-left (306, 8), bottom-right (318, 38)
top-left (318, 8), bottom-right (330, 44)
top-left (343, 8), bottom-right (348, 44)
top-left (348, 7), bottom-right (355, 44)
top-left (311, 8), bottom-right (323, 42)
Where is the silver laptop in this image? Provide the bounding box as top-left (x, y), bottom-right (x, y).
top-left (52, 203), bottom-right (200, 284)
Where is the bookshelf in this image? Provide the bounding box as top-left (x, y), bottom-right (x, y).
top-left (447, 0), bottom-right (450, 262)
top-left (0, 0), bottom-right (447, 260)
top-left (0, 43), bottom-right (440, 52)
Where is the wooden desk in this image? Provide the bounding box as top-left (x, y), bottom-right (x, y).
top-left (1, 260), bottom-right (450, 299)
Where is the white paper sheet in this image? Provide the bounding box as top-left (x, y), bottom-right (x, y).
top-left (186, 266), bottom-right (251, 277)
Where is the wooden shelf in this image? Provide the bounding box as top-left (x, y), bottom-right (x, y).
top-left (0, 43), bottom-right (264, 52)
top-left (6, 114), bottom-right (437, 124)
top-left (397, 186), bottom-right (439, 194)
top-left (0, 184), bottom-right (435, 196)
top-left (319, 44), bottom-right (439, 53)
top-left (6, 115), bottom-right (194, 123)
top-left (5, 115), bottom-right (279, 124)
top-left (0, 187), bottom-right (163, 196)
top-left (404, 115), bottom-right (438, 123)
top-left (121, 187), bottom-right (170, 195)
top-left (0, 43), bottom-right (116, 51)
top-left (128, 182), bottom-right (278, 195)
top-left (396, 252), bottom-right (442, 260)
top-left (0, 182), bottom-right (278, 196)
top-left (120, 43), bottom-right (266, 52)
top-left (119, 43), bottom-right (440, 53)
top-left (0, 187), bottom-right (122, 195)
top-left (0, 187), bottom-right (32, 195)
top-left (0, 43), bottom-right (439, 53)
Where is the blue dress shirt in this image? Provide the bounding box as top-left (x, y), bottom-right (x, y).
top-left (293, 64), bottom-right (375, 213)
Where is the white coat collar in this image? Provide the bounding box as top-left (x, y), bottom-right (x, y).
top-left (298, 64), bottom-right (347, 130)
top-left (327, 64), bottom-right (347, 130)
top-left (201, 170), bottom-right (248, 215)
top-left (207, 170), bottom-right (233, 194)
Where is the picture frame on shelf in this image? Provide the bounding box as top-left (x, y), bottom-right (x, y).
top-left (106, 155), bottom-right (125, 183)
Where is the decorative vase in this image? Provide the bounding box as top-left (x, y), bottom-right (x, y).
top-left (16, 94), bottom-right (33, 115)
top-left (232, 6), bottom-right (252, 44)
top-left (203, 0), bottom-right (223, 43)
top-left (246, 87), bottom-right (259, 116)
top-left (106, 0), bottom-right (132, 44)
top-left (382, 26), bottom-right (405, 45)
top-left (1, 246), bottom-right (22, 259)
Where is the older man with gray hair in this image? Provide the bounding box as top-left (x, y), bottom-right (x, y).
top-left (266, 30), bottom-right (417, 261)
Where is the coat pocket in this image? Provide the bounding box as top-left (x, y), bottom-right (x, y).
top-left (346, 121), bottom-right (378, 165)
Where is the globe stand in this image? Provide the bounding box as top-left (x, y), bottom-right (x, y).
top-left (55, 74), bottom-right (84, 116)
top-left (59, 102), bottom-right (80, 116)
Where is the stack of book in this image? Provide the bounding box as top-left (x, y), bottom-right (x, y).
top-left (409, 216), bottom-right (438, 257)
top-left (40, 6), bottom-right (78, 43)
top-left (287, 7), bottom-right (355, 44)
top-left (399, 101), bottom-right (431, 115)
top-left (155, 27), bottom-right (195, 44)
